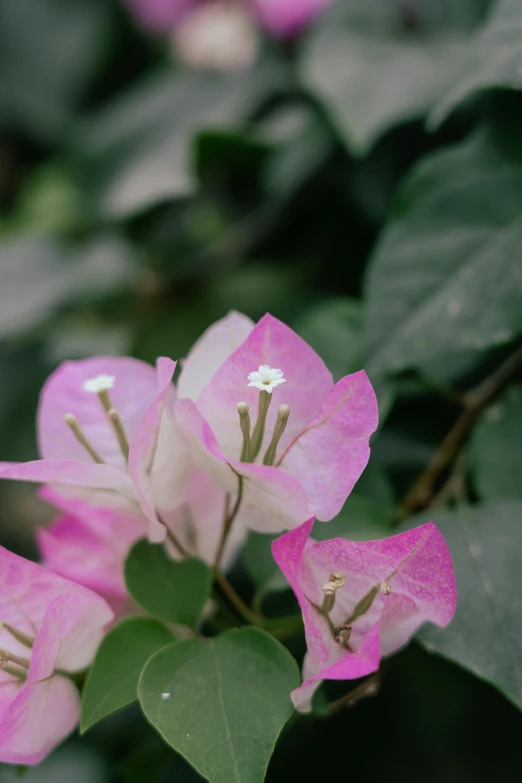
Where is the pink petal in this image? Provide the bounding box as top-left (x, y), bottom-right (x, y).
top-left (280, 371), bottom-right (379, 520)
top-left (0, 547), bottom-right (113, 673)
top-left (252, 0), bottom-right (332, 37)
top-left (291, 622), bottom-right (381, 713)
top-left (176, 398), bottom-right (310, 532)
top-left (128, 357), bottom-right (186, 542)
top-left (0, 675), bottom-right (80, 766)
top-left (196, 314), bottom-right (333, 462)
top-left (39, 488), bottom-right (145, 557)
top-left (178, 311), bottom-right (254, 401)
top-left (0, 459), bottom-right (135, 500)
top-left (37, 357), bottom-right (160, 469)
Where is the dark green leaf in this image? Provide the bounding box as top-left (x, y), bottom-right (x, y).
top-left (430, 0), bottom-right (522, 128)
top-left (77, 62), bottom-right (285, 218)
top-left (470, 385), bottom-right (522, 501)
top-left (138, 628), bottom-right (300, 783)
top-left (302, 0), bottom-right (477, 155)
top-left (365, 124), bottom-right (522, 375)
top-left (294, 298), bottom-right (364, 381)
top-left (81, 617), bottom-right (174, 732)
top-left (124, 540), bottom-right (212, 627)
top-left (244, 532), bottom-right (288, 606)
top-left (415, 501), bottom-right (522, 712)
top-left (0, 0), bottom-right (111, 142)
top-left (312, 493), bottom-right (393, 541)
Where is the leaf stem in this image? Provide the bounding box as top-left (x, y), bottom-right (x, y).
top-left (214, 476), bottom-right (243, 571)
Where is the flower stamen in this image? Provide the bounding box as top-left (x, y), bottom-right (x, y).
top-left (237, 402), bottom-right (252, 462)
top-left (64, 413), bottom-right (105, 464)
top-left (263, 404), bottom-right (290, 466)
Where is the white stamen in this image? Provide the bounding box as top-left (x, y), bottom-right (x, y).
top-left (161, 692), bottom-right (171, 700)
top-left (247, 365), bottom-right (286, 394)
top-left (83, 374), bottom-right (116, 394)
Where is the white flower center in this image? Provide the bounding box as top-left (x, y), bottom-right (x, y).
top-left (247, 365), bottom-right (287, 394)
top-left (83, 374), bottom-right (116, 394)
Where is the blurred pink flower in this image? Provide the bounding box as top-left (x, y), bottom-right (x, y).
top-left (36, 488), bottom-right (145, 617)
top-left (251, 0), bottom-right (331, 37)
top-left (175, 312), bottom-right (378, 533)
top-left (0, 356), bottom-right (187, 543)
top-left (272, 518), bottom-right (457, 711)
top-left (123, 0), bottom-right (330, 41)
top-left (0, 547), bottom-right (113, 765)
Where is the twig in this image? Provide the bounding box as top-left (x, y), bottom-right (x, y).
top-left (214, 476), bottom-right (243, 571)
top-left (400, 344), bottom-right (522, 515)
top-left (212, 570), bottom-right (265, 627)
top-left (326, 670), bottom-right (382, 715)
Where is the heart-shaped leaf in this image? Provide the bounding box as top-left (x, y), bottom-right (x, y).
top-left (138, 627), bottom-right (300, 783)
top-left (81, 616), bottom-right (175, 732)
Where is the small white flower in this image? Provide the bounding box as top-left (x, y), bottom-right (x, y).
top-left (247, 365), bottom-right (286, 393)
top-left (83, 374), bottom-right (116, 394)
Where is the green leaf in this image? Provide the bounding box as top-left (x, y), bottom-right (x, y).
top-left (244, 532), bottom-right (289, 607)
top-left (77, 62), bottom-right (285, 218)
top-left (124, 540), bottom-right (212, 627)
top-left (415, 501), bottom-right (522, 712)
top-left (0, 235), bottom-right (137, 338)
top-left (365, 123), bottom-right (522, 376)
top-left (81, 617), bottom-right (174, 732)
top-left (139, 628), bottom-right (300, 783)
top-left (312, 493), bottom-right (393, 542)
top-left (302, 0), bottom-right (480, 156)
top-left (294, 298), bottom-right (364, 381)
top-left (470, 385), bottom-right (522, 501)
top-left (430, 0), bottom-right (522, 128)
top-left (0, 0), bottom-right (111, 143)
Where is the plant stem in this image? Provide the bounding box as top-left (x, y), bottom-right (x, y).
top-left (214, 476), bottom-right (243, 571)
top-left (400, 344), bottom-right (522, 516)
top-left (326, 670), bottom-right (382, 715)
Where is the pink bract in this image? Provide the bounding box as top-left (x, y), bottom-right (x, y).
top-left (272, 519), bottom-right (457, 711)
top-left (0, 356), bottom-right (187, 543)
top-left (175, 312), bottom-right (378, 533)
top-left (37, 489), bottom-right (145, 617)
top-left (0, 547), bottom-right (113, 765)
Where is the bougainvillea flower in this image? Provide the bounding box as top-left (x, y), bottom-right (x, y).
top-left (0, 356), bottom-right (187, 542)
top-left (272, 519), bottom-right (457, 711)
top-left (175, 312), bottom-right (378, 532)
top-left (36, 488), bottom-right (145, 617)
top-left (0, 547), bottom-right (113, 765)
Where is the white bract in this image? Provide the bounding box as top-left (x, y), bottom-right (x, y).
top-left (247, 365), bottom-right (286, 393)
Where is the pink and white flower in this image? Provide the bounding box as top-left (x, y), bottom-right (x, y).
top-left (0, 356), bottom-right (186, 543)
top-left (0, 547), bottom-right (113, 765)
top-left (175, 311), bottom-right (378, 533)
top-left (272, 518), bottom-right (457, 711)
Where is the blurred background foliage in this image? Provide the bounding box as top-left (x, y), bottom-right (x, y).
top-left (1, 0), bottom-right (522, 780)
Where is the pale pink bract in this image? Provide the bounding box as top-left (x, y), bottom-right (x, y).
top-left (272, 518), bottom-right (457, 711)
top-left (175, 311), bottom-right (378, 533)
top-left (36, 488), bottom-right (146, 617)
top-left (0, 547), bottom-right (113, 765)
top-left (0, 356), bottom-right (187, 543)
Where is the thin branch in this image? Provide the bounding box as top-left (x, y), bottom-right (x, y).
top-left (400, 344), bottom-right (522, 516)
top-left (326, 670), bottom-right (382, 716)
top-left (214, 476), bottom-right (243, 571)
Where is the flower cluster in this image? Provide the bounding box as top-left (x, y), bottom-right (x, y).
top-left (0, 311), bottom-right (456, 763)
